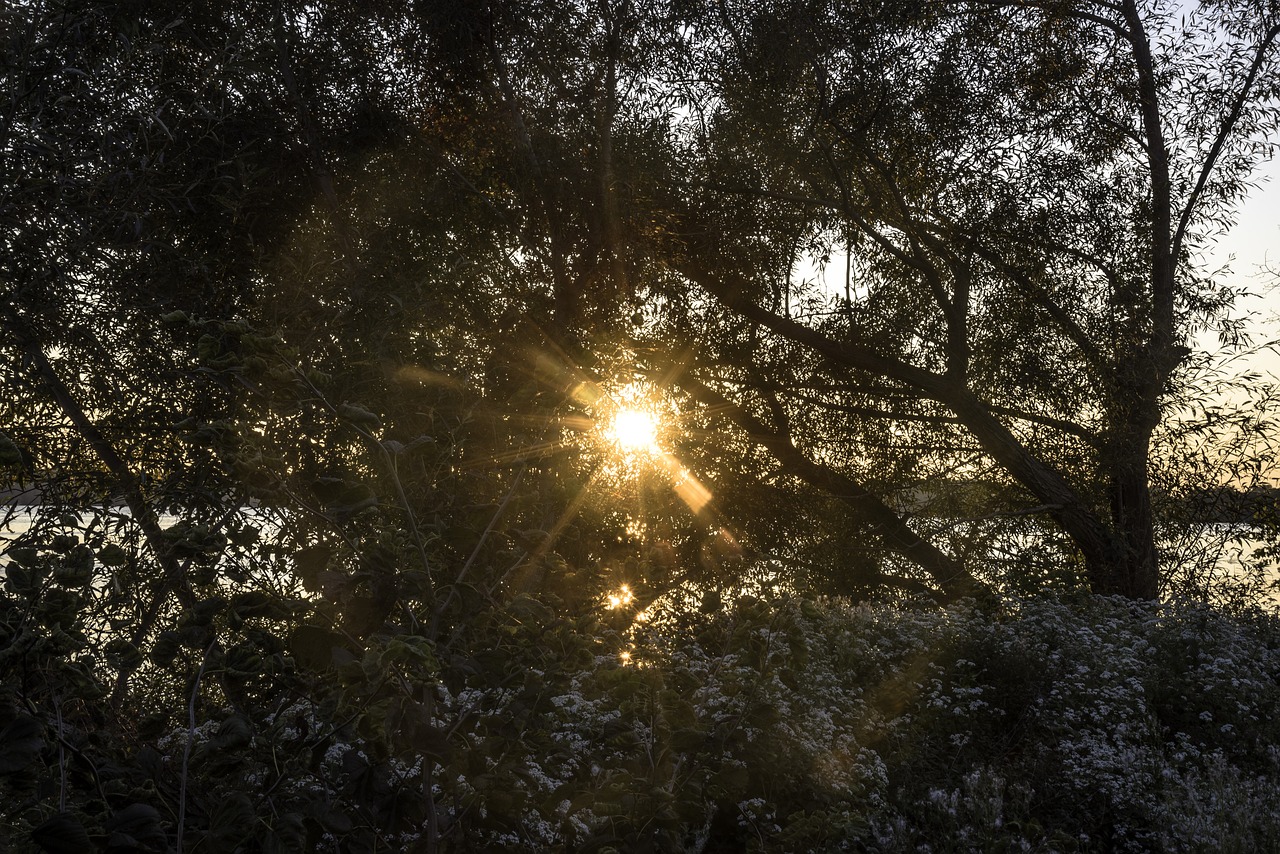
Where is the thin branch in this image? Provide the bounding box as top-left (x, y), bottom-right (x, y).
top-left (1173, 24), bottom-right (1280, 260)
top-left (937, 228), bottom-right (1111, 378)
top-left (672, 226), bottom-right (1122, 584)
top-left (957, 0), bottom-right (1133, 42)
top-left (426, 464), bottom-right (526, 641)
top-left (177, 640), bottom-right (218, 854)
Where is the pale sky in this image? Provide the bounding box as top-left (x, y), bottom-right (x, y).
top-left (1197, 154), bottom-right (1280, 374)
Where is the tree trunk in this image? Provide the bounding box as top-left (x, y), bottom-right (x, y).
top-left (1098, 395), bottom-right (1162, 599)
top-left (1106, 468), bottom-right (1159, 599)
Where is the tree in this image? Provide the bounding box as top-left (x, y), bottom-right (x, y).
top-left (6, 2), bottom-right (1277, 715)
top-left (633, 0), bottom-right (1280, 598)
top-left (0, 0), bottom-right (306, 707)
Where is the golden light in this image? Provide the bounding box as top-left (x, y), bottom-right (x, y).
top-left (608, 407), bottom-right (661, 455)
top-left (586, 380), bottom-right (716, 516)
top-left (592, 380), bottom-right (670, 462)
top-left (670, 465), bottom-right (713, 514)
top-left (605, 584), bottom-right (636, 610)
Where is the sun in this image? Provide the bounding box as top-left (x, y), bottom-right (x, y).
top-left (598, 381), bottom-right (667, 458)
top-left (609, 407), bottom-right (661, 455)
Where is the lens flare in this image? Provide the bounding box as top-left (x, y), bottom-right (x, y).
top-left (605, 584), bottom-right (636, 610)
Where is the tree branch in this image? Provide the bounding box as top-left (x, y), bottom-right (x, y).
top-left (675, 371), bottom-right (983, 599)
top-left (1173, 23), bottom-right (1280, 261)
top-left (671, 229), bottom-right (1122, 587)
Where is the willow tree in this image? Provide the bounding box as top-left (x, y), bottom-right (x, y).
top-left (635, 0), bottom-right (1280, 599)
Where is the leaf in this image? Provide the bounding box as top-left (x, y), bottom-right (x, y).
top-left (105, 803), bottom-right (165, 851)
top-left (507, 595), bottom-right (555, 625)
top-left (207, 792), bottom-right (254, 851)
top-left (8, 547), bottom-right (40, 567)
top-left (224, 643), bottom-right (263, 677)
top-left (319, 808), bottom-right (353, 835)
top-left (388, 696), bottom-right (451, 760)
top-left (231, 590), bottom-right (291, 620)
top-left (211, 714), bottom-right (253, 751)
top-left (163, 522), bottom-right (227, 560)
top-left (292, 544), bottom-right (332, 590)
top-left (227, 524), bottom-right (260, 547)
top-left (3, 563), bottom-right (34, 594)
top-left (51, 535), bottom-right (78, 553)
top-left (668, 727), bottom-right (707, 752)
top-left (105, 639), bottom-right (143, 672)
top-left (181, 596), bottom-right (227, 628)
top-left (96, 543), bottom-right (129, 567)
top-left (263, 812), bottom-right (306, 854)
top-left (312, 478), bottom-right (378, 516)
top-left (32, 813), bottom-right (92, 853)
top-left (0, 714), bottom-right (45, 774)
top-left (746, 700), bottom-right (781, 727)
top-left (53, 546), bottom-right (95, 586)
top-left (381, 635), bottom-right (439, 671)
top-left (411, 722), bottom-right (452, 761)
top-left (338, 403), bottom-right (382, 428)
top-left (709, 764), bottom-right (751, 797)
top-left (196, 333), bottom-right (222, 360)
top-left (149, 631), bottom-right (182, 667)
top-left (290, 624), bottom-right (348, 671)
top-left (0, 432), bottom-right (25, 467)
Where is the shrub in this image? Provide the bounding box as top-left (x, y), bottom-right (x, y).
top-left (5, 585), bottom-right (1280, 851)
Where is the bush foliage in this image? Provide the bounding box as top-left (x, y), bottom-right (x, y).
top-left (5, 581), bottom-right (1280, 852)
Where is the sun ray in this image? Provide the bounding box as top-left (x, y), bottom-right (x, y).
top-left (460, 438), bottom-right (576, 468)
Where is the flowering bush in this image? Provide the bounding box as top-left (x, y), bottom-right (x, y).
top-left (5, 587), bottom-right (1280, 851)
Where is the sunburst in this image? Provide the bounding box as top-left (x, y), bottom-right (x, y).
top-left (608, 407), bottom-right (661, 455)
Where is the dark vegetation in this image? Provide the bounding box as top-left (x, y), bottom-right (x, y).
top-left (3, 0), bottom-right (1280, 850)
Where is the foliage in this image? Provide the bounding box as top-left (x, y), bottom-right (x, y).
top-left (7, 584), bottom-right (1280, 851)
top-left (650, 0), bottom-right (1280, 598)
top-left (1152, 347), bottom-right (1280, 607)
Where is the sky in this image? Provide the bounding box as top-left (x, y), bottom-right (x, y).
top-left (1198, 154), bottom-right (1280, 375)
